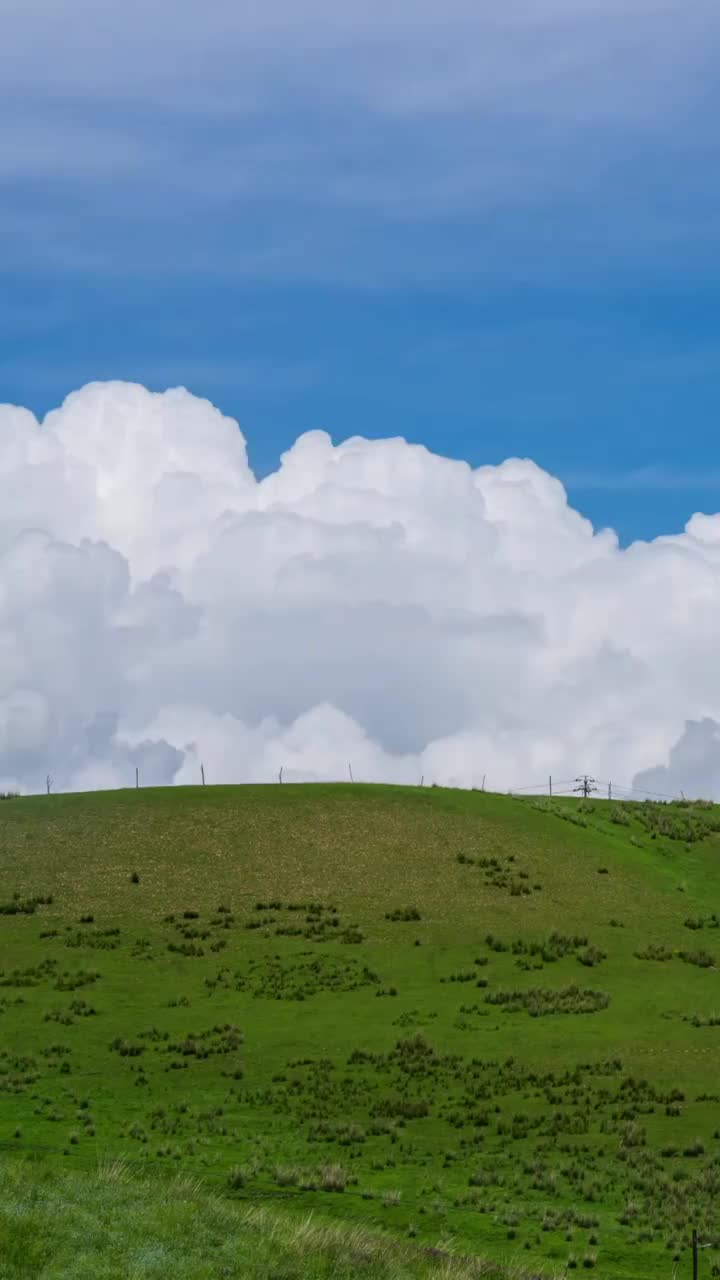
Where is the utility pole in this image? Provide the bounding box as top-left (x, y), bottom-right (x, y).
top-left (608, 781), bottom-right (612, 801)
top-left (135, 767), bottom-right (139, 790)
top-left (46, 774), bottom-right (53, 796)
top-left (348, 763), bottom-right (354, 783)
top-left (549, 776), bottom-right (553, 797)
top-left (573, 775), bottom-right (597, 800)
top-left (201, 763), bottom-right (205, 787)
top-left (278, 767), bottom-right (283, 784)
top-left (692, 1229), bottom-right (698, 1280)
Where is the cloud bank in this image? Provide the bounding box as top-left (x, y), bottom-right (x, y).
top-left (2, 381), bottom-right (720, 798)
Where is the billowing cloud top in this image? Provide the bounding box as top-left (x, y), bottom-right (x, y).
top-left (1, 381), bottom-right (719, 797)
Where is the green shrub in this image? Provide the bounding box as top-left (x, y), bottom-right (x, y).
top-left (635, 943), bottom-right (673, 961)
top-left (485, 984), bottom-right (610, 1017)
top-left (679, 949), bottom-right (716, 968)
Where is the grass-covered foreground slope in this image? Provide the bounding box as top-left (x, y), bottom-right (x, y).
top-left (2, 783), bottom-right (720, 1279)
top-left (0, 1157), bottom-right (503, 1280)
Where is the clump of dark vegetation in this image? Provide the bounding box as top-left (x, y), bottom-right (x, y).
top-left (340, 926), bottom-right (364, 944)
top-left (485, 984), bottom-right (610, 1017)
top-left (225, 954), bottom-right (379, 1001)
top-left (44, 998), bottom-right (97, 1026)
top-left (485, 934), bottom-right (508, 952)
top-left (684, 914), bottom-right (720, 930)
top-left (456, 852), bottom-right (541, 896)
top-left (54, 969), bottom-right (100, 992)
top-left (685, 1013), bottom-right (720, 1028)
top-left (679, 949), bottom-right (716, 969)
top-left (250, 900), bottom-right (356, 943)
top-left (168, 940), bottom-right (205, 957)
top-left (64, 927), bottom-right (120, 951)
top-left (486, 932), bottom-right (604, 971)
top-left (635, 943), bottom-right (673, 961)
top-left (0, 958), bottom-right (59, 988)
top-left (0, 893), bottom-right (53, 917)
top-left (165, 1023), bottom-right (243, 1062)
top-left (385, 907), bottom-right (421, 922)
top-left (109, 1037), bottom-right (145, 1058)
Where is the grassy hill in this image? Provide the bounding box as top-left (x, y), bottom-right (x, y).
top-left (2, 783), bottom-right (720, 1278)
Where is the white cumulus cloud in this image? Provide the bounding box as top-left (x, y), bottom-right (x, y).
top-left (1, 380), bottom-right (720, 798)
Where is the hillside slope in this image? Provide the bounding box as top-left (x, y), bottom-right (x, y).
top-left (2, 784), bottom-right (720, 1278)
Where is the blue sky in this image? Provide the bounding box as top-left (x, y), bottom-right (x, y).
top-left (3, 0), bottom-right (720, 546)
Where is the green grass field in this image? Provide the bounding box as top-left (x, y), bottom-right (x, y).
top-left (2, 782), bottom-right (720, 1279)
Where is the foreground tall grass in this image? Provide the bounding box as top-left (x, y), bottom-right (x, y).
top-left (0, 1158), bottom-right (522, 1280)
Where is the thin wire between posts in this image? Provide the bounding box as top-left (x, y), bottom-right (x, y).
top-left (509, 775), bottom-right (681, 803)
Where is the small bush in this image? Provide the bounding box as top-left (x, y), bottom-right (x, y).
top-left (635, 943), bottom-right (673, 961)
top-left (680, 949), bottom-right (716, 969)
top-left (0, 893), bottom-right (53, 917)
top-left (485, 984), bottom-right (609, 1017)
top-left (319, 1163), bottom-right (349, 1192)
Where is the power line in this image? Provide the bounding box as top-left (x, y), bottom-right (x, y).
top-left (510, 775), bottom-right (683, 803)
